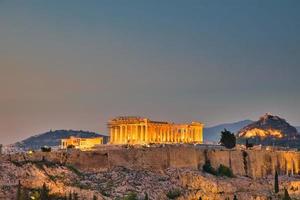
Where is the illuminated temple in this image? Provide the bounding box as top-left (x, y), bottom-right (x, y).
top-left (108, 116), bottom-right (204, 145)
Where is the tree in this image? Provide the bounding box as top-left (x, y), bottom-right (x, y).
top-left (219, 129), bottom-right (236, 149)
top-left (73, 192), bottom-right (79, 200)
top-left (245, 139), bottom-right (253, 149)
top-left (93, 195), bottom-right (97, 200)
top-left (283, 188), bottom-right (291, 200)
top-left (217, 164), bottom-right (234, 177)
top-left (144, 192), bottom-right (149, 200)
top-left (68, 192), bottom-right (73, 200)
top-left (202, 160), bottom-right (217, 175)
top-left (274, 170), bottom-right (279, 193)
top-left (233, 195), bottom-right (238, 200)
top-left (40, 183), bottom-right (50, 200)
top-left (41, 146), bottom-right (51, 152)
top-left (16, 180), bottom-right (22, 200)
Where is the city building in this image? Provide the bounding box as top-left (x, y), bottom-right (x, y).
top-left (108, 116), bottom-right (204, 145)
top-left (61, 136), bottom-right (103, 150)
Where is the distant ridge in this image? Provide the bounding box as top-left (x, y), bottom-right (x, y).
top-left (204, 120), bottom-right (253, 142)
top-left (15, 130), bottom-right (109, 150)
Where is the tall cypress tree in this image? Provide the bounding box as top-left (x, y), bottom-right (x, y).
top-left (283, 188), bottom-right (291, 200)
top-left (144, 192), bottom-right (149, 200)
top-left (16, 180), bottom-right (22, 200)
top-left (68, 192), bottom-right (73, 200)
top-left (40, 183), bottom-right (50, 200)
top-left (233, 195), bottom-right (238, 200)
top-left (274, 170), bottom-right (279, 193)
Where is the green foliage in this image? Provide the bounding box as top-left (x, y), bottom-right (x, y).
top-left (202, 160), bottom-right (217, 175)
top-left (123, 192), bottom-right (138, 200)
top-left (73, 192), bottom-right (79, 200)
top-left (166, 188), bottom-right (181, 199)
top-left (275, 170), bottom-right (279, 193)
top-left (217, 164), bottom-right (234, 177)
top-left (93, 195), bottom-right (98, 200)
top-left (203, 162), bottom-right (234, 177)
top-left (219, 129), bottom-right (236, 149)
top-left (16, 180), bottom-right (23, 200)
top-left (40, 183), bottom-right (50, 200)
top-left (144, 192), bottom-right (149, 200)
top-left (233, 195), bottom-right (238, 200)
top-left (41, 146), bottom-right (52, 152)
top-left (282, 188), bottom-right (291, 200)
top-left (67, 144), bottom-right (76, 149)
top-left (68, 192), bottom-right (73, 200)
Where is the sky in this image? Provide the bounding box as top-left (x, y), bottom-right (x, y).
top-left (1, 1), bottom-right (300, 144)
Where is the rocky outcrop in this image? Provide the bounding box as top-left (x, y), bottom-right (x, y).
top-left (1, 157), bottom-right (300, 200)
top-left (7, 145), bottom-right (300, 179)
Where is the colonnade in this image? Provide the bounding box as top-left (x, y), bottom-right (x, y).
top-left (110, 124), bottom-right (203, 144)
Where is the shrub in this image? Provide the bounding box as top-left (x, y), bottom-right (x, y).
top-left (166, 188), bottom-right (181, 199)
top-left (67, 144), bottom-right (75, 149)
top-left (202, 161), bottom-right (217, 175)
top-left (123, 192), bottom-right (138, 200)
top-left (41, 146), bottom-right (51, 152)
top-left (217, 164), bottom-right (234, 177)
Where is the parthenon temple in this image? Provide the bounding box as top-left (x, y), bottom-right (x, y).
top-left (108, 116), bottom-right (204, 145)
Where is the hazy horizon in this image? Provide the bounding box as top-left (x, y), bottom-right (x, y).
top-left (1, 1), bottom-right (300, 144)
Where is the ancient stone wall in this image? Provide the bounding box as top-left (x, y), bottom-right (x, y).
top-left (7, 146), bottom-right (300, 178)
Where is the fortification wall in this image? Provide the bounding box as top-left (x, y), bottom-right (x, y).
top-left (7, 145), bottom-right (300, 178)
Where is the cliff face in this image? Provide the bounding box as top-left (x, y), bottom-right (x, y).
top-left (2, 148), bottom-right (300, 200)
top-left (9, 145), bottom-right (300, 178)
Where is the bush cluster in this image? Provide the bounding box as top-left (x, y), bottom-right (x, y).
top-left (202, 161), bottom-right (234, 177)
top-left (166, 188), bottom-right (181, 199)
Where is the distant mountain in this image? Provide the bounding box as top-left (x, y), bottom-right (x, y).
top-left (204, 120), bottom-right (253, 142)
top-left (237, 113), bottom-right (300, 147)
top-left (15, 130), bottom-right (109, 150)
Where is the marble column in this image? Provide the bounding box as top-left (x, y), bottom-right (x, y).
top-left (145, 125), bottom-right (148, 142)
top-left (110, 127), bottom-right (114, 143)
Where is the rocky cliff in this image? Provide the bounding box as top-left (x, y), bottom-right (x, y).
top-left (2, 146), bottom-right (300, 200)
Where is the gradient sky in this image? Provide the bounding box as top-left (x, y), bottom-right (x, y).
top-left (1, 1), bottom-right (300, 144)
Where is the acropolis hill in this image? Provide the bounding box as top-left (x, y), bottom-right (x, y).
top-left (3, 145), bottom-right (300, 199)
top-left (9, 145), bottom-right (300, 178)
top-left (3, 115), bottom-right (300, 199)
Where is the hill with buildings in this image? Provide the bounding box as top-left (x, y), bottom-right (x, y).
top-left (237, 114), bottom-right (300, 147)
top-left (14, 130), bottom-right (109, 150)
top-left (203, 120), bottom-right (253, 142)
